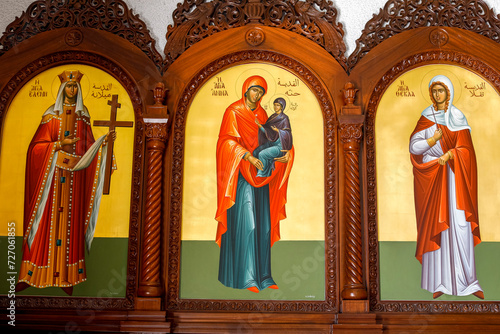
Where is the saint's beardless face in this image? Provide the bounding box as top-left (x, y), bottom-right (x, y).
top-left (431, 83), bottom-right (447, 109)
top-left (64, 82), bottom-right (79, 101)
top-left (246, 86), bottom-right (264, 105)
top-left (273, 102), bottom-right (283, 113)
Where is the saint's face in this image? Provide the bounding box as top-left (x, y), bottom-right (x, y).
top-left (246, 86), bottom-right (264, 105)
top-left (273, 102), bottom-right (283, 114)
top-left (64, 82), bottom-right (79, 101)
top-left (431, 84), bottom-right (447, 109)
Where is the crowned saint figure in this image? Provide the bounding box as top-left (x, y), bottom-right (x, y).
top-left (16, 70), bottom-right (114, 295)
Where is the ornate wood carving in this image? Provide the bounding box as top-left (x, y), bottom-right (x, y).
top-left (339, 83), bottom-right (367, 301)
top-left (167, 49), bottom-right (337, 313)
top-left (64, 28), bottom-right (84, 47)
top-left (0, 51), bottom-right (145, 309)
top-left (0, 0), bottom-right (162, 70)
top-left (429, 27), bottom-right (449, 47)
top-left (365, 50), bottom-right (500, 313)
top-left (139, 83), bottom-right (169, 297)
top-left (164, 0), bottom-right (346, 70)
top-left (347, 0), bottom-right (500, 71)
top-left (245, 27), bottom-right (266, 46)
top-left (340, 123), bottom-right (366, 300)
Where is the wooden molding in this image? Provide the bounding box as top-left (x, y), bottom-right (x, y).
top-left (164, 0), bottom-right (347, 71)
top-left (347, 0), bottom-right (500, 72)
top-left (0, 0), bottom-right (162, 70)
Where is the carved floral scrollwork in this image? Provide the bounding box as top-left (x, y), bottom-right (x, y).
top-left (429, 27), bottom-right (449, 47)
top-left (0, 0), bottom-right (163, 70)
top-left (145, 123), bottom-right (168, 141)
top-left (64, 28), bottom-right (84, 47)
top-left (365, 50), bottom-right (500, 313)
top-left (339, 123), bottom-right (363, 147)
top-left (347, 0), bottom-right (500, 71)
top-left (164, 0), bottom-right (346, 70)
top-left (246, 27), bottom-right (266, 46)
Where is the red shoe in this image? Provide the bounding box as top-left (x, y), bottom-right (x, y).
top-left (473, 291), bottom-right (484, 299)
top-left (247, 286), bottom-right (259, 293)
top-left (268, 284), bottom-right (279, 289)
top-left (15, 282), bottom-right (30, 293)
top-left (433, 291), bottom-right (443, 299)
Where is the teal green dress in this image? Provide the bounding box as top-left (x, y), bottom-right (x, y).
top-left (218, 172), bottom-right (277, 290)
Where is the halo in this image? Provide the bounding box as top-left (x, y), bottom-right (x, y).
top-left (51, 69), bottom-right (90, 101)
top-left (234, 66), bottom-right (276, 103)
top-left (420, 65), bottom-right (462, 104)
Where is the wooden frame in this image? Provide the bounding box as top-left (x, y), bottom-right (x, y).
top-left (0, 0), bottom-right (167, 330)
top-left (2, 0), bottom-right (500, 332)
top-left (349, 0), bottom-right (500, 317)
top-left (161, 0), bottom-right (349, 329)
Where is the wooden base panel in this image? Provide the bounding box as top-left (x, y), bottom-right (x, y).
top-left (135, 297), bottom-right (162, 310)
top-left (341, 299), bottom-right (369, 313)
top-left (168, 312), bottom-right (336, 334)
top-left (5, 310), bottom-right (170, 333)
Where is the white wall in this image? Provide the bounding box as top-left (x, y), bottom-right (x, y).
top-left (1, 0), bottom-right (499, 57)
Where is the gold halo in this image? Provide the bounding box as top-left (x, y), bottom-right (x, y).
top-left (51, 70), bottom-right (90, 101)
top-left (234, 66), bottom-right (276, 102)
top-left (420, 65), bottom-right (462, 105)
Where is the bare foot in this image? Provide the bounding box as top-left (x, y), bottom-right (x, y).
top-left (473, 291), bottom-right (484, 299)
top-left (433, 291), bottom-right (444, 299)
top-left (247, 286), bottom-right (259, 293)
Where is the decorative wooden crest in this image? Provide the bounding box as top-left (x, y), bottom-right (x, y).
top-left (0, 0), bottom-right (162, 70)
top-left (164, 0), bottom-right (347, 70)
top-left (347, 0), bottom-right (500, 71)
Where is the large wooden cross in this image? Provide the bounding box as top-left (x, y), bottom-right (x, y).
top-left (93, 95), bottom-right (133, 194)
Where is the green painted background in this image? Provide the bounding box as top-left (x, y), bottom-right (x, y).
top-left (379, 241), bottom-right (500, 301)
top-left (0, 237), bottom-right (128, 297)
top-left (180, 240), bottom-right (325, 300)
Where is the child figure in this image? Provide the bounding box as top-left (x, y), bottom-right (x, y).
top-left (253, 97), bottom-right (293, 177)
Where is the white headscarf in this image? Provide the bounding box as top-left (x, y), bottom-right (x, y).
top-left (43, 81), bottom-right (89, 117)
top-left (422, 75), bottom-right (471, 132)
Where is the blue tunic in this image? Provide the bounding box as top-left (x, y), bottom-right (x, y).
top-left (218, 172), bottom-right (276, 290)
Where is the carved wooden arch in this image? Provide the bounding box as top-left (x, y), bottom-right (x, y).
top-left (347, 0), bottom-right (500, 72)
top-left (0, 50), bottom-right (147, 309)
top-left (166, 49), bottom-right (338, 313)
top-left (364, 49), bottom-right (500, 313)
top-left (163, 0), bottom-right (347, 71)
top-left (345, 1), bottom-right (500, 317)
top-left (0, 0), bottom-right (163, 71)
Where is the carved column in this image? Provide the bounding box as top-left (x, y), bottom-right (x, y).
top-left (340, 83), bottom-right (368, 308)
top-left (138, 83), bottom-right (169, 299)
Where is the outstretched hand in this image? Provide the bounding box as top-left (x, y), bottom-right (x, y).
top-left (61, 135), bottom-right (80, 146)
top-left (247, 155), bottom-right (264, 171)
top-left (274, 150), bottom-right (290, 163)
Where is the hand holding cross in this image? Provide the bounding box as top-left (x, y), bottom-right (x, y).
top-left (93, 95), bottom-right (133, 194)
